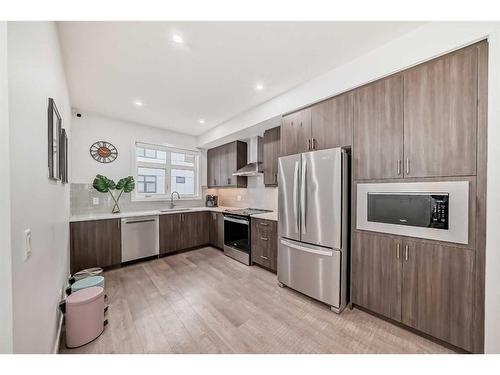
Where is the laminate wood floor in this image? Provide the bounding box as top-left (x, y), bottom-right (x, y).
top-left (60, 247), bottom-right (452, 354)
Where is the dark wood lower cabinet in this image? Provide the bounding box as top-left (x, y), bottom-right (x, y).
top-left (70, 218), bottom-right (121, 274)
top-left (179, 212), bottom-right (210, 250)
top-left (159, 213), bottom-right (181, 255)
top-left (208, 211), bottom-right (224, 249)
top-left (352, 231), bottom-right (402, 322)
top-left (352, 230), bottom-right (475, 352)
top-left (161, 212), bottom-right (210, 253)
top-left (402, 240), bottom-right (474, 351)
top-left (251, 218), bottom-right (277, 272)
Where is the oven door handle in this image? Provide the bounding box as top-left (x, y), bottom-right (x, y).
top-left (224, 216), bottom-right (249, 225)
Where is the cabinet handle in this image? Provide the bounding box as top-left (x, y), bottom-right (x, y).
top-left (306, 138), bottom-right (310, 150)
top-left (260, 222), bottom-right (269, 226)
top-left (396, 243), bottom-right (400, 259)
top-left (405, 158), bottom-right (410, 175)
top-left (312, 138), bottom-right (316, 150)
top-left (274, 173), bottom-right (277, 183)
top-left (260, 255), bottom-right (269, 260)
top-left (405, 244), bottom-right (409, 261)
top-left (260, 237), bottom-right (269, 241)
top-left (397, 160), bottom-right (401, 175)
top-left (228, 178), bottom-right (231, 185)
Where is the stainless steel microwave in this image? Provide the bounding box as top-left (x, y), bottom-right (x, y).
top-left (356, 181), bottom-right (469, 244)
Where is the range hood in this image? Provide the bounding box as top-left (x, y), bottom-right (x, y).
top-left (233, 136), bottom-right (263, 177)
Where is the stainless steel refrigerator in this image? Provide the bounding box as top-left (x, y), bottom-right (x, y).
top-left (277, 147), bottom-right (349, 313)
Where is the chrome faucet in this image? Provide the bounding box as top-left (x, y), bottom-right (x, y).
top-left (170, 191), bottom-right (180, 209)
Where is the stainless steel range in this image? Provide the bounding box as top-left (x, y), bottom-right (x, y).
top-left (223, 208), bottom-right (272, 265)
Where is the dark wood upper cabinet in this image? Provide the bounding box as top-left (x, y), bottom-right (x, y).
top-left (352, 231), bottom-right (402, 322)
top-left (207, 147), bottom-right (221, 188)
top-left (311, 92), bottom-right (353, 150)
top-left (159, 213), bottom-right (181, 255)
top-left (402, 241), bottom-right (474, 351)
top-left (353, 75), bottom-right (404, 180)
top-left (403, 45), bottom-right (478, 178)
top-left (70, 219), bottom-right (121, 274)
top-left (263, 126), bottom-right (281, 186)
top-left (207, 141), bottom-right (247, 188)
top-left (280, 107), bottom-right (312, 156)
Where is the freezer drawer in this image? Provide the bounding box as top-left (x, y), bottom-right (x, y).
top-left (121, 216), bottom-right (159, 262)
top-left (278, 238), bottom-right (343, 310)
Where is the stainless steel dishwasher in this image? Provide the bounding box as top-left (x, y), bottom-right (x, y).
top-left (121, 216), bottom-right (159, 262)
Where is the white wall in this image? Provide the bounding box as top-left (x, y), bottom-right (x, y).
top-left (8, 21), bottom-right (72, 353)
top-left (197, 22), bottom-right (500, 353)
top-left (0, 21), bottom-right (13, 354)
top-left (71, 111), bottom-right (206, 185)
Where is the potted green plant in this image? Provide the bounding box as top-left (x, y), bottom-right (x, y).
top-left (92, 174), bottom-right (135, 214)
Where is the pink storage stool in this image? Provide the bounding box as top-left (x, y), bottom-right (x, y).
top-left (65, 286), bottom-right (105, 348)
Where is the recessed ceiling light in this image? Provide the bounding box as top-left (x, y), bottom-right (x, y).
top-left (172, 34), bottom-right (184, 44)
top-left (255, 83), bottom-right (264, 91)
top-left (134, 100), bottom-right (143, 107)
top-left (199, 119), bottom-right (205, 124)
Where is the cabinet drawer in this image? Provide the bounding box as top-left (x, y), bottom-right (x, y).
top-left (252, 232), bottom-right (276, 249)
top-left (252, 218), bottom-right (277, 232)
top-left (252, 244), bottom-right (274, 269)
top-left (251, 218), bottom-right (277, 272)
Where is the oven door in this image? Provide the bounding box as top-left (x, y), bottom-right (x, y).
top-left (224, 215), bottom-right (250, 252)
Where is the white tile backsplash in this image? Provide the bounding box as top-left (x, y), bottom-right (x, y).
top-left (207, 175), bottom-right (278, 210)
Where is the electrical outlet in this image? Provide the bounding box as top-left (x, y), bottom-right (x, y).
top-left (237, 195), bottom-right (242, 201)
top-left (23, 229), bottom-right (32, 261)
top-left (92, 197), bottom-right (99, 205)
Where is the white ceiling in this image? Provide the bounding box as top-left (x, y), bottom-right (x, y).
top-left (57, 21), bottom-right (424, 136)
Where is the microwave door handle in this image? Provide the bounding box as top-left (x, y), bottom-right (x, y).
top-left (301, 157), bottom-right (307, 234)
top-left (293, 160), bottom-right (300, 233)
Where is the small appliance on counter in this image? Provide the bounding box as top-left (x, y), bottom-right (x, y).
top-left (206, 194), bottom-right (218, 207)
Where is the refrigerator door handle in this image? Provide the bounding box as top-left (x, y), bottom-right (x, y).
top-left (280, 239), bottom-right (333, 257)
top-left (293, 160), bottom-right (300, 233)
top-left (301, 158), bottom-right (307, 234)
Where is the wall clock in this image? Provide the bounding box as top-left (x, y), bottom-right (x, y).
top-left (90, 141), bottom-right (118, 163)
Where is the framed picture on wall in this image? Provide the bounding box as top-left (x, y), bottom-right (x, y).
top-left (48, 97), bottom-right (62, 180)
top-left (60, 128), bottom-right (68, 183)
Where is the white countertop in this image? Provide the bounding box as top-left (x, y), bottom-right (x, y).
top-left (70, 206), bottom-right (236, 222)
top-left (70, 206), bottom-right (278, 222)
top-left (251, 212), bottom-right (278, 221)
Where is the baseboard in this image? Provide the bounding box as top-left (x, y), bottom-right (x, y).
top-left (53, 271), bottom-right (71, 354)
top-left (53, 311), bottom-right (63, 354)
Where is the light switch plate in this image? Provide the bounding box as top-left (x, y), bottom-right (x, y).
top-left (23, 229), bottom-right (32, 261)
top-left (92, 197), bottom-right (99, 205)
top-left (237, 195), bottom-right (242, 201)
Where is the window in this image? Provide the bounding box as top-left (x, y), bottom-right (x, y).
top-left (134, 142), bottom-right (200, 200)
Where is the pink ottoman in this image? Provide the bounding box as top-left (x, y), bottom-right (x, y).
top-left (65, 286), bottom-right (105, 348)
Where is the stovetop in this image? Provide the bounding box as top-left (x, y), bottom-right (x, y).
top-left (224, 208), bottom-right (273, 217)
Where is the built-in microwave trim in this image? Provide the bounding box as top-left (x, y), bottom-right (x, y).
top-left (356, 181), bottom-right (469, 244)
